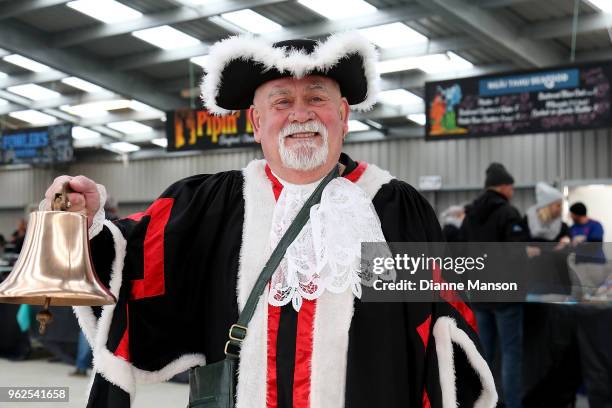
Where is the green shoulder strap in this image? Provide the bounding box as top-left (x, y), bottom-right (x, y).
top-left (224, 165), bottom-right (339, 358)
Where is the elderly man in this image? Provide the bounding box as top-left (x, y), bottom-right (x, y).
top-left (44, 33), bottom-right (495, 408)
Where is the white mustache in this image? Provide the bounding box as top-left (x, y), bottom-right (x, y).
top-left (279, 120), bottom-right (327, 139)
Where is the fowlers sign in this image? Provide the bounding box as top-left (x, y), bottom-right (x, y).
top-left (166, 108), bottom-right (256, 151)
top-left (425, 61), bottom-right (612, 140)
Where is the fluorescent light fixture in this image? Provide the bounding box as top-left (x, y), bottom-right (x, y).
top-left (407, 113), bottom-right (426, 126)
top-left (220, 9), bottom-right (282, 34)
top-left (132, 25), bottom-right (200, 50)
top-left (9, 110), bottom-right (57, 125)
top-left (7, 84), bottom-right (61, 100)
top-left (60, 99), bottom-right (133, 118)
top-left (3, 54), bottom-right (51, 72)
top-left (587, 0), bottom-right (612, 12)
top-left (72, 126), bottom-right (100, 140)
top-left (107, 120), bottom-right (153, 134)
top-left (377, 89), bottom-right (423, 106)
top-left (61, 77), bottom-right (105, 93)
top-left (190, 55), bottom-right (210, 69)
top-left (348, 120), bottom-right (370, 132)
top-left (129, 100), bottom-right (157, 112)
top-left (446, 52), bottom-right (473, 71)
top-left (67, 0), bottom-right (142, 24)
top-left (151, 138), bottom-right (168, 148)
top-left (378, 52), bottom-right (473, 74)
top-left (359, 23), bottom-right (427, 49)
top-left (105, 142), bottom-right (141, 153)
top-left (179, 0), bottom-right (212, 4)
top-left (297, 0), bottom-right (376, 19)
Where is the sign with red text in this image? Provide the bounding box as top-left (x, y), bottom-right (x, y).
top-left (166, 108), bottom-right (256, 151)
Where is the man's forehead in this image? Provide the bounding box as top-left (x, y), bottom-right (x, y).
top-left (257, 75), bottom-right (340, 96)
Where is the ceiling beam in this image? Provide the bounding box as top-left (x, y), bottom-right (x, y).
top-left (51, 0), bottom-right (286, 48)
top-left (416, 0), bottom-right (566, 67)
top-left (0, 70), bottom-right (67, 89)
top-left (479, 0), bottom-right (532, 8)
top-left (0, 20), bottom-right (185, 111)
top-left (380, 63), bottom-right (515, 91)
top-left (111, 4), bottom-right (431, 70)
top-left (78, 110), bottom-right (165, 127)
top-left (0, 0), bottom-right (70, 20)
top-left (522, 12), bottom-right (612, 40)
top-left (0, 102), bottom-right (25, 115)
top-left (576, 46), bottom-right (612, 62)
top-left (0, 89), bottom-right (125, 112)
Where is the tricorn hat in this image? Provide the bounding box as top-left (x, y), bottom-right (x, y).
top-left (201, 32), bottom-right (379, 115)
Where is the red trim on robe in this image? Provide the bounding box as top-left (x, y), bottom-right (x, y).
top-left (432, 265), bottom-right (478, 333)
top-left (422, 390), bottom-right (431, 408)
top-left (114, 304), bottom-right (130, 361)
top-left (130, 198), bottom-right (174, 300)
top-left (343, 161), bottom-right (368, 183)
top-left (416, 314), bottom-right (432, 349)
top-left (263, 161), bottom-right (368, 407)
top-left (265, 166), bottom-right (283, 201)
top-left (293, 299), bottom-right (316, 408)
top-left (266, 303), bottom-right (281, 408)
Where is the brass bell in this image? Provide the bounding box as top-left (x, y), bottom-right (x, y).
top-left (0, 183), bottom-right (116, 334)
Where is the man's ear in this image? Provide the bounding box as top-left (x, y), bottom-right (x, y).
top-left (339, 97), bottom-right (350, 136)
top-left (248, 106), bottom-right (262, 143)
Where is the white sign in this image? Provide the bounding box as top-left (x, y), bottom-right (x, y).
top-left (419, 175), bottom-right (442, 191)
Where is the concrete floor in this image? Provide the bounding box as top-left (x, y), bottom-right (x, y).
top-left (0, 357), bottom-right (591, 407)
top-left (0, 358), bottom-right (188, 407)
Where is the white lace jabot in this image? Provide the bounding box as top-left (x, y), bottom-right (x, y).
top-left (268, 174), bottom-right (386, 311)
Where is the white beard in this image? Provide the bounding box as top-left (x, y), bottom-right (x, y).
top-left (278, 120), bottom-right (329, 171)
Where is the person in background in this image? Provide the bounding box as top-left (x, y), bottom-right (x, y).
top-left (567, 201), bottom-right (612, 408)
top-left (524, 182), bottom-right (569, 244)
top-left (439, 205), bottom-right (465, 242)
top-left (461, 162), bottom-right (528, 408)
top-left (10, 218), bottom-right (27, 253)
top-left (521, 183), bottom-right (582, 407)
top-left (569, 202), bottom-right (604, 244)
top-left (103, 195), bottom-right (119, 222)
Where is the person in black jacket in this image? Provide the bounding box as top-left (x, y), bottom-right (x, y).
top-left (461, 163), bottom-right (528, 408)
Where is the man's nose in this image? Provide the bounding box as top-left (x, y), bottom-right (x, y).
top-left (289, 101), bottom-right (314, 122)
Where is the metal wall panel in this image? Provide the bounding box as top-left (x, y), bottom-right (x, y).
top-left (1, 129), bottom-right (611, 235)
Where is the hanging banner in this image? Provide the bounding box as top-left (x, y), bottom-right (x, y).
top-left (425, 62), bottom-right (612, 140)
top-left (0, 124), bottom-right (73, 164)
top-left (166, 108), bottom-right (256, 151)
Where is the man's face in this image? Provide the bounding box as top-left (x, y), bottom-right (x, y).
top-left (249, 75), bottom-right (349, 173)
top-left (497, 184), bottom-right (514, 200)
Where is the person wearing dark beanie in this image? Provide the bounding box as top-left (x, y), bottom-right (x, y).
top-left (460, 162), bottom-right (526, 408)
top-left (485, 162), bottom-right (515, 188)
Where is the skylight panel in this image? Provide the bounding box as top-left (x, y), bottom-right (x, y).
top-left (297, 0), bottom-right (376, 19)
top-left (67, 0), bottom-right (142, 24)
top-left (359, 23), bottom-right (427, 49)
top-left (132, 26), bottom-right (200, 50)
top-left (220, 9), bottom-right (282, 34)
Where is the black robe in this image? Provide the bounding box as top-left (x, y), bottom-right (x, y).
top-left (77, 153), bottom-right (496, 408)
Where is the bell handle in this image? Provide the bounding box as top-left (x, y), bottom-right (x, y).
top-left (51, 181), bottom-right (73, 211)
